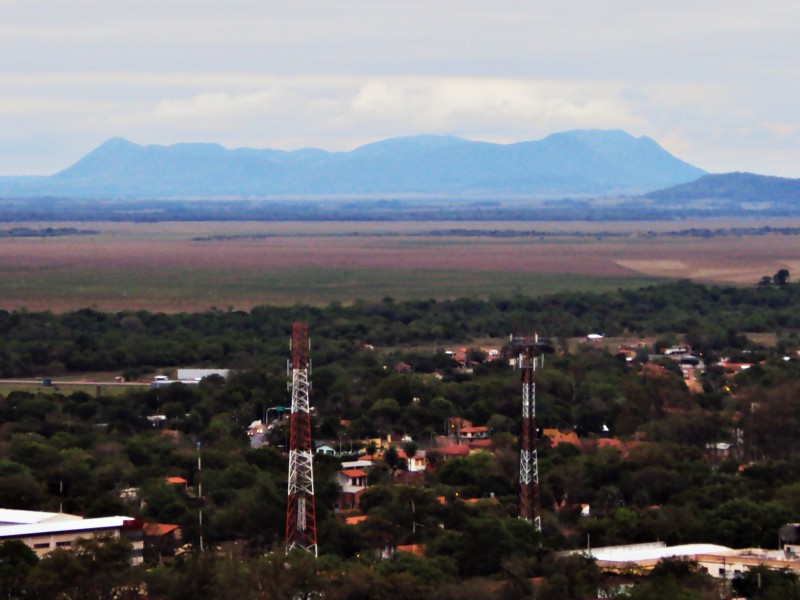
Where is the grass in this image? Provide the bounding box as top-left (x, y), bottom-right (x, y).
top-left (0, 264), bottom-right (665, 312)
top-left (12, 217), bottom-right (796, 312)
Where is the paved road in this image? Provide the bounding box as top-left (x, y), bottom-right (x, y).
top-left (0, 379), bottom-right (151, 388)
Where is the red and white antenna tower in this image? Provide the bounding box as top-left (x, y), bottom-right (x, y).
top-left (512, 333), bottom-right (548, 532)
top-left (285, 322), bottom-right (317, 556)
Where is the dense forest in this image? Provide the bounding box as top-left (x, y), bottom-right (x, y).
top-left (2, 279), bottom-right (800, 379)
top-left (3, 280), bottom-right (800, 598)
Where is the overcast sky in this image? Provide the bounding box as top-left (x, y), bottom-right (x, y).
top-left (1, 1), bottom-right (798, 176)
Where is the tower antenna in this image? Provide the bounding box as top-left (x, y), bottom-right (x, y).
top-left (511, 333), bottom-right (552, 532)
top-left (285, 322), bottom-right (317, 555)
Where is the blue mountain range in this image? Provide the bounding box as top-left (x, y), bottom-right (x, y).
top-left (0, 130), bottom-right (706, 199)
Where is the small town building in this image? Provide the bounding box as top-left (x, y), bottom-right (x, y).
top-left (336, 469), bottom-right (368, 511)
top-left (143, 523), bottom-right (182, 562)
top-left (165, 476), bottom-right (188, 489)
top-left (572, 541), bottom-right (800, 580)
top-left (459, 426), bottom-right (490, 440)
top-left (0, 511), bottom-right (144, 564)
top-left (176, 368), bottom-right (231, 381)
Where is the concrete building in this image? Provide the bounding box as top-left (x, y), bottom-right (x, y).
top-left (176, 368), bottom-right (230, 381)
top-left (572, 541), bottom-right (800, 581)
top-left (0, 510), bottom-right (144, 564)
top-left (336, 469), bottom-right (368, 510)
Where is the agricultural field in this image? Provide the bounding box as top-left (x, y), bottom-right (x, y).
top-left (0, 219), bottom-right (799, 311)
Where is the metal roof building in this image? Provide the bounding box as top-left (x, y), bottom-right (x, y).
top-left (0, 510), bottom-right (144, 564)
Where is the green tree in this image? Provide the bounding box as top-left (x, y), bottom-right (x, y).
top-left (733, 566), bottom-right (800, 599)
top-left (774, 269), bottom-right (790, 286)
top-left (0, 540), bottom-right (38, 600)
top-left (25, 537), bottom-right (141, 600)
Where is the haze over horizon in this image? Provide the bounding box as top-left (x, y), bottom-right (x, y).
top-left (2, 1), bottom-right (799, 178)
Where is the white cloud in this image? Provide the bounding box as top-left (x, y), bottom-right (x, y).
top-left (0, 1), bottom-right (799, 175)
top-left (349, 78), bottom-right (644, 132)
top-left (155, 91), bottom-right (276, 119)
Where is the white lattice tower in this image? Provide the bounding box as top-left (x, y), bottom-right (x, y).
top-left (513, 334), bottom-right (543, 532)
top-left (285, 322), bottom-right (317, 556)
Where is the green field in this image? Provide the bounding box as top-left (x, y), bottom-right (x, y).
top-left (0, 264), bottom-right (664, 312)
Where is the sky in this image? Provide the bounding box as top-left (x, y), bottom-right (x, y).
top-left (1, 1), bottom-right (799, 176)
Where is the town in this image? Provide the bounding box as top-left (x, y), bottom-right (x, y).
top-left (1, 280), bottom-right (800, 597)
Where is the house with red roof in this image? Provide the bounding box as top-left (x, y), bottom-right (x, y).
top-left (459, 426), bottom-right (490, 441)
top-left (164, 476), bottom-right (188, 490)
top-left (336, 469), bottom-right (368, 511)
top-left (143, 523), bottom-right (182, 562)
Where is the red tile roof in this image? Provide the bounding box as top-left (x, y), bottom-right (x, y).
top-left (460, 426), bottom-right (488, 433)
top-left (345, 515), bottom-right (367, 525)
top-left (467, 439), bottom-right (494, 449)
top-left (435, 444), bottom-right (470, 457)
top-left (144, 523), bottom-right (180, 537)
top-left (165, 476), bottom-right (187, 485)
top-left (396, 544), bottom-right (425, 556)
top-left (341, 469), bottom-right (367, 478)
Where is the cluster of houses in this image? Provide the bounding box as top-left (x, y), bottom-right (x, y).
top-left (394, 346), bottom-right (503, 374)
top-left (322, 418), bottom-right (494, 513)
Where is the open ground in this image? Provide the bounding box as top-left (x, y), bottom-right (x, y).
top-left (1, 219), bottom-right (799, 312)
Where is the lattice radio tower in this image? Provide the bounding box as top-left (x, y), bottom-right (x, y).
top-left (285, 322), bottom-right (318, 556)
top-left (512, 333), bottom-right (550, 532)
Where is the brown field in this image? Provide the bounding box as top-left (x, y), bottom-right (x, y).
top-left (1, 219), bottom-right (799, 312)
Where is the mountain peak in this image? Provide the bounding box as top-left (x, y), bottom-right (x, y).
top-left (97, 137), bottom-right (140, 151)
top-left (351, 134), bottom-right (468, 155)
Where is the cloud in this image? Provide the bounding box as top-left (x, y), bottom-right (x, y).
top-left (349, 78), bottom-right (643, 132)
top-left (1, 1), bottom-right (800, 175)
top-left (155, 91), bottom-right (276, 119)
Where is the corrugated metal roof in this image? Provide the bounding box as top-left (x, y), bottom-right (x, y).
top-left (0, 508), bottom-right (81, 525)
top-left (0, 516), bottom-right (134, 538)
top-left (586, 542), bottom-right (734, 563)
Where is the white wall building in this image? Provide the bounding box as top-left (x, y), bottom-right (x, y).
top-left (176, 369), bottom-right (230, 381)
top-left (0, 509), bottom-right (144, 564)
top-left (571, 541), bottom-right (800, 580)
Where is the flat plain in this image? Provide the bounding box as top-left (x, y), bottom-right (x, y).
top-left (1, 219), bottom-right (799, 311)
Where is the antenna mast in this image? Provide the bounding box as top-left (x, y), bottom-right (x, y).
top-left (285, 322), bottom-right (317, 556)
top-left (512, 333), bottom-right (550, 532)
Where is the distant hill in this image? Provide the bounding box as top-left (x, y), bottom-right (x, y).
top-left (0, 130), bottom-right (706, 199)
top-left (644, 172), bottom-right (800, 204)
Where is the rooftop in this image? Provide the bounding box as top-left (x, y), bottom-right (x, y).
top-left (341, 469), bottom-right (367, 478)
top-left (0, 508), bottom-right (81, 525)
top-left (165, 476), bottom-right (188, 485)
top-left (580, 542), bottom-right (734, 563)
top-left (0, 516), bottom-right (136, 539)
top-left (144, 523), bottom-right (180, 537)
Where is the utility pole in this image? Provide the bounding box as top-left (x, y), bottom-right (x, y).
top-left (285, 322), bottom-right (318, 556)
top-left (197, 441), bottom-right (204, 552)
